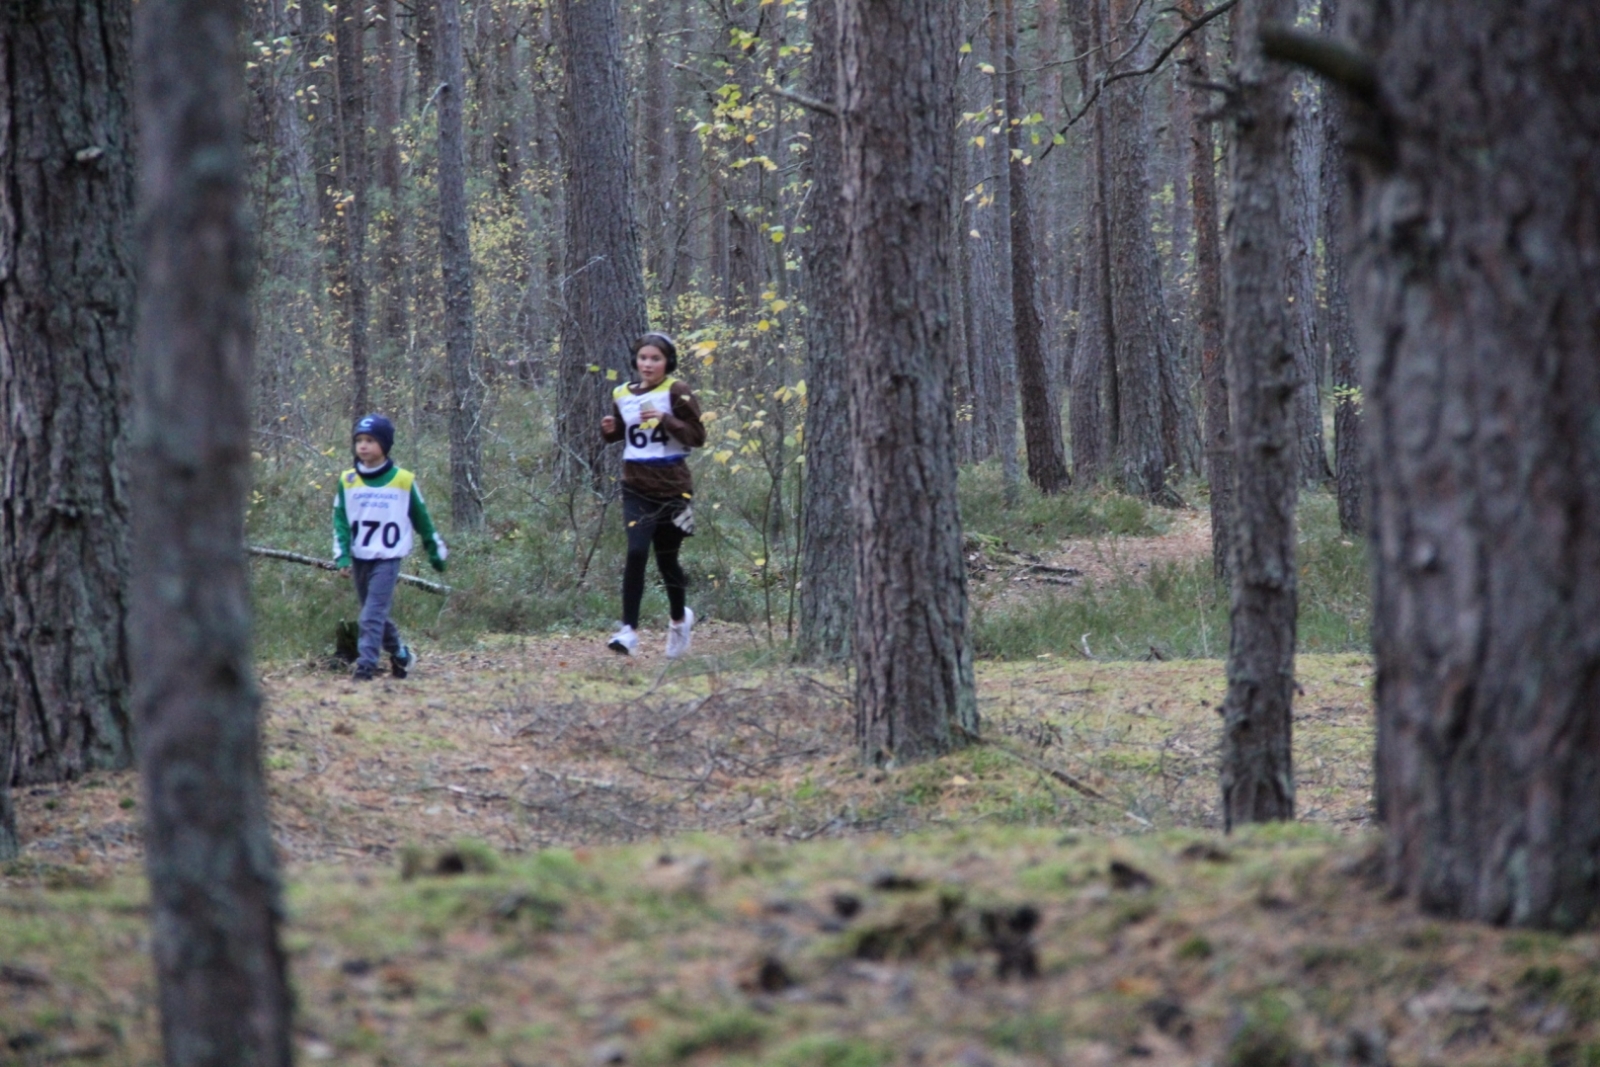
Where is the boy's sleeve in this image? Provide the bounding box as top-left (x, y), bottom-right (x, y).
top-left (332, 485), bottom-right (352, 566)
top-left (409, 484), bottom-right (449, 572)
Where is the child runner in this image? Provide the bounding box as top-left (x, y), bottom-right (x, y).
top-left (600, 332), bottom-right (706, 657)
top-left (332, 414), bottom-right (449, 680)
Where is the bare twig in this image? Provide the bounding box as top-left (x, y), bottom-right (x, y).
top-left (760, 83), bottom-right (838, 118)
top-left (1038, 0), bottom-right (1242, 162)
top-left (1259, 23), bottom-right (1378, 104)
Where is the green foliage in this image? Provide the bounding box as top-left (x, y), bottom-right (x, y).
top-left (958, 463), bottom-right (1165, 549)
top-left (1223, 993), bottom-right (1307, 1067)
top-left (972, 487), bottom-right (1369, 661)
top-left (762, 1035), bottom-right (891, 1067)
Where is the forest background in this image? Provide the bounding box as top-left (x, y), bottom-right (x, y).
top-left (6, 0), bottom-right (1600, 1063)
top-left (235, 0), bottom-right (1358, 659)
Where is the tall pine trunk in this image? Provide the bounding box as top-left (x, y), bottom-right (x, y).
top-left (1065, 0), bottom-right (1111, 485)
top-left (1180, 0), bottom-right (1232, 579)
top-left (1219, 0), bottom-right (1299, 830)
top-left (1344, 0), bottom-right (1600, 930)
top-left (334, 0), bottom-right (371, 417)
top-left (1004, 0), bottom-right (1070, 494)
top-left (1319, 0), bottom-right (1361, 536)
top-left (556, 0), bottom-right (648, 486)
top-left (438, 0), bottom-right (482, 529)
top-left (0, 0), bottom-right (137, 848)
top-left (796, 0), bottom-right (851, 665)
top-left (841, 0), bottom-right (978, 766)
top-left (132, 0), bottom-right (294, 1056)
top-left (374, 0), bottom-right (408, 358)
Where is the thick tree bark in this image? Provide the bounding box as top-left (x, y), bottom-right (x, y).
top-left (374, 0), bottom-right (408, 356)
top-left (334, 0), bottom-right (371, 417)
top-left (1319, 0), bottom-right (1361, 536)
top-left (1219, 0), bottom-right (1298, 830)
top-left (1065, 0), bottom-right (1111, 485)
top-left (131, 0), bottom-right (294, 1058)
top-left (796, 0), bottom-right (851, 665)
top-left (1179, 0), bottom-right (1232, 579)
top-left (1104, 0), bottom-right (1178, 502)
top-left (1285, 21), bottom-right (1330, 487)
top-left (1345, 0), bottom-right (1600, 929)
top-left (841, 0), bottom-right (978, 766)
top-left (1004, 0), bottom-right (1070, 494)
top-left (0, 0), bottom-right (137, 840)
top-left (438, 0), bottom-right (483, 529)
top-left (556, 0), bottom-right (648, 485)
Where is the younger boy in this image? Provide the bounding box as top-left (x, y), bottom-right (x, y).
top-left (332, 414), bottom-right (448, 680)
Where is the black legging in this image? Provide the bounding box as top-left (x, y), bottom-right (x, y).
top-left (621, 489), bottom-right (688, 628)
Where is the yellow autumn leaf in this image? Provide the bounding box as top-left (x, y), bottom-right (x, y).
top-left (713, 450), bottom-right (734, 464)
top-left (769, 298), bottom-right (789, 313)
top-left (605, 369), bottom-right (619, 381)
top-left (756, 319), bottom-right (771, 332)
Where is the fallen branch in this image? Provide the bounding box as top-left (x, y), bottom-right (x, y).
top-left (954, 724), bottom-right (1109, 802)
top-left (247, 545), bottom-right (453, 595)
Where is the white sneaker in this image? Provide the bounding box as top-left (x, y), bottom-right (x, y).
top-left (665, 607), bottom-right (695, 659)
top-left (607, 625), bottom-right (638, 655)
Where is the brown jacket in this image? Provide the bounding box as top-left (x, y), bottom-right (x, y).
top-left (601, 378), bottom-right (706, 499)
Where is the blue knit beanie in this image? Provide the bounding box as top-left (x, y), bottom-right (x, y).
top-left (352, 413), bottom-right (395, 457)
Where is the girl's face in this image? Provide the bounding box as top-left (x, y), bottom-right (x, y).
top-left (636, 345), bottom-right (668, 387)
top-left (354, 434), bottom-right (385, 466)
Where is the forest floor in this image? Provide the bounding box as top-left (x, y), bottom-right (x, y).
top-left (4, 519), bottom-right (1598, 1067)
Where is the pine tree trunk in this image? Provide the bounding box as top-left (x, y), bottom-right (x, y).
top-left (0, 0), bottom-right (137, 836)
top-left (438, 0), bottom-right (482, 529)
top-left (335, 0), bottom-right (371, 417)
top-left (556, 0), bottom-right (648, 486)
top-left (1065, 0), bottom-right (1111, 485)
top-left (1004, 0), bottom-right (1070, 494)
top-left (1346, 0), bottom-right (1600, 930)
top-left (1285, 20), bottom-right (1330, 486)
top-left (131, 0), bottom-right (294, 1057)
top-left (375, 0), bottom-right (408, 356)
top-left (1104, 0), bottom-right (1175, 502)
top-left (1219, 0), bottom-right (1298, 830)
top-left (1180, 0), bottom-right (1232, 579)
top-left (796, 0), bottom-right (851, 665)
top-left (1320, 0), bottom-right (1361, 537)
top-left (841, 0), bottom-right (978, 766)
top-left (984, 7), bottom-right (1020, 502)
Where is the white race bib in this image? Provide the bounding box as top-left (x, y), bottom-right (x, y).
top-left (614, 380), bottom-right (691, 464)
top-left (339, 469), bottom-right (416, 559)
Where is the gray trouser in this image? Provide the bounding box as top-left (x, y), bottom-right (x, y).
top-left (351, 558), bottom-right (403, 669)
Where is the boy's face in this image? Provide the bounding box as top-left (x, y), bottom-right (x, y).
top-left (354, 434), bottom-right (385, 466)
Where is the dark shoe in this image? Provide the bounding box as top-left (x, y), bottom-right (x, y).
top-left (352, 664), bottom-right (377, 682)
top-left (391, 645), bottom-right (414, 679)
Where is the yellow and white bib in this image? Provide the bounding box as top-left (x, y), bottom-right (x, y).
top-left (613, 379), bottom-right (691, 464)
top-left (339, 468), bottom-right (417, 559)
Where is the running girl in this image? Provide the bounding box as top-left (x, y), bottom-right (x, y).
top-left (599, 332), bottom-right (706, 657)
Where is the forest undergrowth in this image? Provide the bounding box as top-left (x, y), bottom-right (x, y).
top-left (5, 646), bottom-right (1599, 1066)
top-left (243, 389), bottom-right (1369, 667)
top-left (17, 409), bottom-right (1577, 1067)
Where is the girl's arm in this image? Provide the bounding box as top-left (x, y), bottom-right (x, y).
top-left (660, 382), bottom-right (707, 448)
top-left (601, 400), bottom-right (626, 443)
